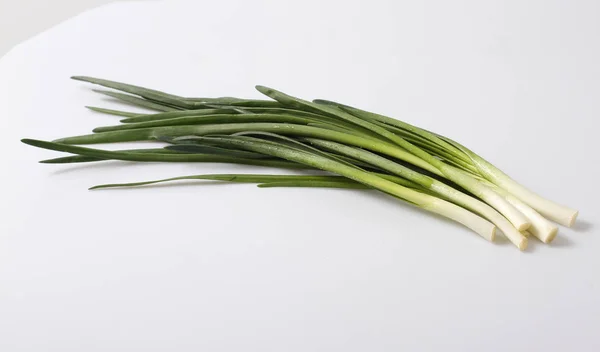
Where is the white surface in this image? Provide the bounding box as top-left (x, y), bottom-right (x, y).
top-left (0, 0), bottom-right (598, 351)
top-left (0, 0), bottom-right (133, 57)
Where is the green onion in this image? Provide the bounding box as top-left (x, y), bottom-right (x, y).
top-left (441, 138), bottom-right (578, 227)
top-left (119, 109), bottom-right (241, 123)
top-left (257, 180), bottom-right (367, 189)
top-left (90, 173), bottom-right (424, 192)
top-left (21, 139), bottom-right (305, 169)
top-left (20, 76), bottom-right (581, 250)
top-left (72, 76), bottom-right (194, 109)
top-left (52, 123), bottom-right (441, 175)
top-left (86, 106), bottom-right (145, 118)
top-left (319, 99), bottom-right (577, 228)
top-left (90, 174), bottom-right (362, 190)
top-left (92, 114), bottom-right (316, 133)
top-left (92, 89), bottom-right (181, 112)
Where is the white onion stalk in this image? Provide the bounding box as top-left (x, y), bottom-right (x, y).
top-left (429, 182), bottom-right (526, 249)
top-left (424, 198), bottom-right (497, 243)
top-left (489, 185), bottom-right (558, 243)
top-left (333, 102), bottom-right (577, 228)
top-left (506, 195), bottom-right (558, 243)
top-left (307, 138), bottom-right (526, 249)
top-left (445, 141), bottom-right (578, 227)
top-left (438, 166), bottom-right (531, 232)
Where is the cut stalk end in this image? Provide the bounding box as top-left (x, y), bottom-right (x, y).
top-left (518, 236), bottom-right (528, 251)
top-left (527, 223), bottom-right (559, 244)
top-left (489, 227), bottom-right (497, 242)
top-left (543, 227), bottom-right (559, 244)
top-left (566, 210), bottom-right (579, 228)
top-left (516, 222), bottom-right (531, 232)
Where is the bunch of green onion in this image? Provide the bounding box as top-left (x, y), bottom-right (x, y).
top-left (21, 76), bottom-right (579, 250)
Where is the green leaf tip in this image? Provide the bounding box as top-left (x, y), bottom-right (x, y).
top-left (22, 138), bottom-right (66, 152)
top-left (255, 85), bottom-right (274, 95)
top-left (21, 138), bottom-right (38, 146)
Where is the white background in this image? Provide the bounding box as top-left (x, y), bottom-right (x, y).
top-left (0, 0), bottom-right (137, 57)
top-left (0, 1), bottom-right (598, 351)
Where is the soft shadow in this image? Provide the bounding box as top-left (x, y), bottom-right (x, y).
top-left (522, 237), bottom-right (539, 253)
top-left (572, 219), bottom-right (593, 232)
top-left (493, 232), bottom-right (510, 245)
top-left (548, 235), bottom-right (573, 248)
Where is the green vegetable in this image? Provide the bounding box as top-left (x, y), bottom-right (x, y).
top-left (20, 76), bottom-right (581, 250)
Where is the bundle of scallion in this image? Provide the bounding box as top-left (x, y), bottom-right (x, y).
top-left (21, 76), bottom-right (579, 250)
